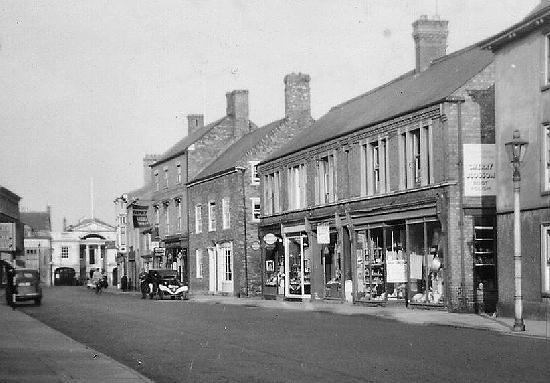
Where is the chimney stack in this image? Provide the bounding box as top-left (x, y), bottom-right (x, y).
top-left (226, 89), bottom-right (250, 137)
top-left (412, 15), bottom-right (448, 73)
top-left (284, 73), bottom-right (311, 121)
top-left (143, 154), bottom-right (161, 186)
top-left (187, 114), bottom-right (204, 134)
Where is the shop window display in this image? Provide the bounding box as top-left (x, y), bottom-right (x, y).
top-left (385, 225), bottom-right (407, 300)
top-left (323, 233), bottom-right (341, 299)
top-left (285, 235), bottom-right (310, 297)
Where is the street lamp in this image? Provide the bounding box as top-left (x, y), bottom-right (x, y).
top-left (504, 129), bottom-right (528, 332)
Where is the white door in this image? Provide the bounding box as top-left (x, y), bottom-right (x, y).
top-left (217, 242), bottom-right (233, 293)
top-left (208, 248), bottom-right (216, 292)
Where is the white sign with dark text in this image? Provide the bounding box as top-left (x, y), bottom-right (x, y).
top-left (463, 144), bottom-right (496, 196)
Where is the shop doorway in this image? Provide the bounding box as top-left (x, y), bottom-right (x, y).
top-left (284, 234), bottom-right (311, 299)
top-left (216, 242), bottom-right (233, 294)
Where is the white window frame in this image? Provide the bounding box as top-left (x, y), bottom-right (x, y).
top-left (251, 197), bottom-right (261, 222)
top-left (176, 163), bottom-right (182, 184)
top-left (542, 224), bottom-right (550, 295)
top-left (208, 201), bottom-right (217, 232)
top-left (316, 155), bottom-right (335, 204)
top-left (401, 123), bottom-right (433, 189)
top-left (196, 249), bottom-right (203, 278)
top-left (155, 171), bottom-right (159, 191)
top-left (176, 199), bottom-right (182, 232)
top-left (249, 161), bottom-right (260, 185)
top-left (543, 124), bottom-right (550, 192)
top-left (195, 204), bottom-right (202, 234)
top-left (288, 164), bottom-right (307, 209)
top-left (164, 167), bottom-right (169, 188)
top-left (263, 172), bottom-right (281, 215)
top-left (164, 203), bottom-right (170, 233)
top-left (61, 246), bottom-right (69, 259)
top-left (222, 198), bottom-right (230, 229)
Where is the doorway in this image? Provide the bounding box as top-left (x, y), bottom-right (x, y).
top-left (284, 234), bottom-right (311, 298)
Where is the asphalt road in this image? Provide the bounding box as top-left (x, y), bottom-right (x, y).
top-left (16, 287), bottom-right (550, 383)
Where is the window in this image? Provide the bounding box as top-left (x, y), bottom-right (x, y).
top-left (316, 155), bottom-right (336, 204)
top-left (264, 172), bottom-right (281, 215)
top-left (195, 249), bottom-right (203, 278)
top-left (195, 204), bottom-right (202, 233)
top-left (222, 198), bottom-right (230, 229)
top-left (154, 206), bottom-right (160, 226)
top-left (542, 225), bottom-right (550, 294)
top-left (288, 164), bottom-right (307, 209)
top-left (251, 197), bottom-right (261, 221)
top-left (363, 139), bottom-right (388, 195)
top-left (176, 199), bottom-right (182, 231)
top-left (164, 203), bottom-right (170, 233)
top-left (208, 201), bottom-right (217, 231)
top-left (89, 247), bottom-right (96, 264)
top-left (155, 171), bottom-right (159, 191)
top-left (400, 124), bottom-right (433, 189)
top-left (544, 124), bottom-right (550, 191)
top-left (164, 167), bottom-right (169, 188)
top-left (546, 33), bottom-right (550, 85)
top-left (249, 161), bottom-right (260, 185)
top-left (177, 163), bottom-right (182, 184)
top-left (80, 245), bottom-right (85, 260)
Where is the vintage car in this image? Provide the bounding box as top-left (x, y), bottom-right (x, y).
top-left (7, 268), bottom-right (42, 306)
top-left (147, 269), bottom-right (189, 300)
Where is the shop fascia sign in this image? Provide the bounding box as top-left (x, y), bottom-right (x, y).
top-left (0, 222), bottom-right (16, 252)
top-left (154, 247), bottom-right (165, 256)
top-left (317, 223), bottom-right (330, 245)
top-left (463, 144), bottom-right (496, 196)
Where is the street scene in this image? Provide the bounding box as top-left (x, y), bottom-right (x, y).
top-left (2, 1), bottom-right (550, 382)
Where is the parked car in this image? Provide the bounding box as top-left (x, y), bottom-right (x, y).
top-left (148, 269), bottom-right (189, 300)
top-left (7, 268), bottom-right (42, 306)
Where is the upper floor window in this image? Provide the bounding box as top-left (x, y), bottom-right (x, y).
top-left (195, 204), bottom-right (202, 234)
top-left (288, 164), bottom-right (307, 210)
top-left (61, 246), bottom-right (69, 259)
top-left (154, 205), bottom-right (160, 226)
top-left (164, 167), bottom-right (169, 188)
top-left (163, 203), bottom-right (170, 233)
top-left (251, 198), bottom-right (261, 221)
top-left (316, 154), bottom-right (336, 204)
top-left (208, 201), bottom-right (217, 231)
top-left (222, 198), bottom-right (230, 229)
top-left (544, 124), bottom-right (550, 191)
top-left (362, 139), bottom-right (388, 196)
top-left (155, 171), bottom-right (159, 191)
top-left (249, 161), bottom-right (260, 185)
top-left (177, 163), bottom-right (182, 184)
top-left (546, 33), bottom-right (550, 85)
top-left (400, 124), bottom-right (433, 189)
top-left (264, 172), bottom-right (281, 215)
top-left (176, 198), bottom-right (182, 231)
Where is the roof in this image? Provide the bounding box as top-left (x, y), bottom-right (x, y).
top-left (481, 2), bottom-right (550, 50)
top-left (20, 212), bottom-right (51, 232)
top-left (191, 118), bottom-right (286, 183)
top-left (152, 116), bottom-right (230, 166)
top-left (266, 44), bottom-right (493, 162)
top-left (66, 217), bottom-right (115, 232)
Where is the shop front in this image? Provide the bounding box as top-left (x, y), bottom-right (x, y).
top-left (283, 230), bottom-right (311, 299)
top-left (161, 236), bottom-right (188, 283)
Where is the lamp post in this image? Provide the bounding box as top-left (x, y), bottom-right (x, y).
top-left (504, 129), bottom-right (528, 332)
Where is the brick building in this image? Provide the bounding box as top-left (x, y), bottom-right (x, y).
top-left (187, 73), bottom-right (313, 297)
top-left (114, 154), bottom-right (160, 290)
top-left (150, 90), bottom-right (257, 283)
top-left (20, 207), bottom-right (52, 285)
top-left (258, 16), bottom-right (496, 312)
top-left (483, 1), bottom-right (550, 319)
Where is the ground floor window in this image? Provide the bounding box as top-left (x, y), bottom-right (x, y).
top-left (542, 224), bottom-right (550, 295)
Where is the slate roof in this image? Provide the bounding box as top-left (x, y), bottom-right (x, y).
top-left (266, 44), bottom-right (493, 162)
top-left (152, 116), bottom-right (230, 166)
top-left (191, 118), bottom-right (286, 183)
top-left (20, 212), bottom-right (51, 232)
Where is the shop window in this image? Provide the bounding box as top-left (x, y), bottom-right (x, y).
top-left (195, 249), bottom-right (203, 278)
top-left (542, 224), bottom-right (550, 295)
top-left (249, 161), bottom-right (260, 185)
top-left (263, 172), bottom-right (280, 215)
top-left (222, 198), bottom-right (230, 229)
top-left (543, 124), bottom-right (550, 191)
top-left (195, 204), bottom-right (202, 234)
top-left (251, 197), bottom-right (261, 222)
top-left (316, 154), bottom-right (336, 204)
top-left (288, 164), bottom-right (307, 210)
top-left (208, 201), bottom-right (216, 231)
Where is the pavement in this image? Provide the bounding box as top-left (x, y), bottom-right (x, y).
top-left (1, 287), bottom-right (548, 382)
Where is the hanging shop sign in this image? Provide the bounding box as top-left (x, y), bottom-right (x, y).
top-left (0, 223), bottom-right (16, 252)
top-left (263, 233), bottom-right (277, 245)
top-left (463, 144), bottom-right (496, 196)
top-left (132, 205), bottom-right (150, 228)
top-left (317, 223), bottom-right (330, 244)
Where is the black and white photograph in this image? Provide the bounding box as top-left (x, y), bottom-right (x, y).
top-left (1, 1), bottom-right (549, 382)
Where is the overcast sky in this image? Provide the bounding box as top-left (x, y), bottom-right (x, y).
top-left (0, 0), bottom-right (540, 231)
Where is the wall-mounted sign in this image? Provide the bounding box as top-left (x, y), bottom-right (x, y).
top-left (317, 223), bottom-right (330, 244)
top-left (151, 241), bottom-right (160, 249)
top-left (132, 205), bottom-right (150, 228)
top-left (154, 247), bottom-right (165, 257)
top-left (263, 233), bottom-right (277, 245)
top-left (463, 144), bottom-right (496, 196)
top-left (0, 223), bottom-right (16, 252)
top-left (251, 241), bottom-right (261, 251)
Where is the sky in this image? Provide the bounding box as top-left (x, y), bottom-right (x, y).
top-left (0, 0), bottom-right (541, 231)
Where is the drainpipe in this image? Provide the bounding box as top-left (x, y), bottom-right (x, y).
top-left (236, 166), bottom-right (249, 297)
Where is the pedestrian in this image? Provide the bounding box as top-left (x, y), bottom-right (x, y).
top-left (121, 274), bottom-right (128, 291)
